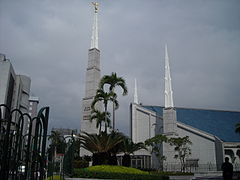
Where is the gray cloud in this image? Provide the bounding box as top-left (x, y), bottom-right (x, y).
top-left (1, 0), bottom-right (240, 135)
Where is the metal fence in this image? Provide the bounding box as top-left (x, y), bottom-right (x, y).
top-left (46, 134), bottom-right (75, 179)
top-left (163, 163), bottom-right (240, 172)
top-left (0, 104), bottom-right (49, 180)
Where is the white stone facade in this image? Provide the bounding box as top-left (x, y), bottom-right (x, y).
top-left (130, 103), bottom-right (163, 169)
top-left (130, 104), bottom-right (225, 171)
top-left (80, 5), bottom-right (102, 157)
top-left (130, 103), bottom-right (162, 144)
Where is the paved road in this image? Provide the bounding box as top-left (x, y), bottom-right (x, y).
top-left (66, 175), bottom-right (239, 180)
top-left (66, 177), bottom-right (222, 180)
top-left (194, 176), bottom-right (223, 180)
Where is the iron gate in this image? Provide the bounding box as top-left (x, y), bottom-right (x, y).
top-left (0, 104), bottom-right (49, 180)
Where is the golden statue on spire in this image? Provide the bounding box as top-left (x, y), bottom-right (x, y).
top-left (92, 2), bottom-right (99, 13)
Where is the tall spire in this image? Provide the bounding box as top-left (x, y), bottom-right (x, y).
top-left (164, 44), bottom-right (174, 108)
top-left (90, 2), bottom-right (99, 49)
top-left (134, 78), bottom-right (139, 104)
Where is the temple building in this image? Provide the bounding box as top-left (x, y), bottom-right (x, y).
top-left (80, 2), bottom-right (101, 156)
top-left (130, 45), bottom-right (240, 171)
top-left (79, 3), bottom-right (240, 170)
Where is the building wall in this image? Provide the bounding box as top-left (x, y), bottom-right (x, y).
top-left (29, 96), bottom-right (39, 136)
top-left (224, 142), bottom-right (240, 169)
top-left (29, 96), bottom-right (39, 118)
top-left (177, 123), bottom-right (217, 165)
top-left (81, 48), bottom-right (101, 136)
top-left (15, 75), bottom-right (31, 135)
top-left (0, 56), bottom-right (16, 110)
top-left (130, 104), bottom-right (225, 170)
top-left (130, 103), bottom-right (163, 169)
top-left (162, 108), bottom-right (178, 166)
top-left (131, 103), bottom-right (161, 143)
top-left (0, 54), bottom-right (31, 135)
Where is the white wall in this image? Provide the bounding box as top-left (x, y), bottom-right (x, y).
top-left (131, 103), bottom-right (159, 143)
top-left (177, 123), bottom-right (217, 165)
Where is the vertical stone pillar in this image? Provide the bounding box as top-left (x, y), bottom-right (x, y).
top-left (162, 107), bottom-right (178, 170)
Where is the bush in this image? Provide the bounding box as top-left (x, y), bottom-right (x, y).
top-left (46, 175), bottom-right (61, 180)
top-left (74, 165), bottom-right (169, 180)
top-left (87, 165), bottom-right (148, 174)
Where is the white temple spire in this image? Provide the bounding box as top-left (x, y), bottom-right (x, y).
top-left (134, 78), bottom-right (139, 104)
top-left (90, 2), bottom-right (99, 49)
top-left (164, 44), bottom-right (174, 108)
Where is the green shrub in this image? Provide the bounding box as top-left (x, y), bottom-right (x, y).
top-left (74, 165), bottom-right (169, 180)
top-left (87, 165), bottom-right (148, 174)
top-left (46, 175), bottom-right (62, 180)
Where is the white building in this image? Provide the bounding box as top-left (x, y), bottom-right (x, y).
top-left (28, 96), bottom-right (39, 136)
top-left (80, 3), bottom-right (102, 156)
top-left (130, 46), bottom-right (240, 171)
top-left (0, 53), bottom-right (31, 135)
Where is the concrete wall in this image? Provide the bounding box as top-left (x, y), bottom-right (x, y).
top-left (85, 48), bottom-right (101, 97)
top-left (224, 142), bottom-right (240, 171)
top-left (130, 103), bottom-right (163, 169)
top-left (130, 105), bottom-right (225, 170)
top-left (0, 59), bottom-right (16, 109)
top-left (131, 103), bottom-right (161, 143)
top-left (0, 56), bottom-right (31, 136)
top-left (29, 96), bottom-right (39, 136)
top-left (16, 75), bottom-right (31, 135)
top-left (80, 48), bottom-right (101, 157)
top-left (177, 123), bottom-right (217, 165)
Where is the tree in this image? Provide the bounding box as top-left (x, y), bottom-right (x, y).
top-left (48, 131), bottom-right (65, 157)
top-left (121, 138), bottom-right (146, 167)
top-left (99, 72), bottom-right (128, 130)
top-left (235, 123), bottom-right (240, 134)
top-left (91, 89), bottom-right (118, 132)
top-left (169, 136), bottom-right (192, 172)
top-left (79, 131), bottom-right (125, 165)
top-left (145, 134), bottom-right (168, 170)
top-left (90, 110), bottom-right (111, 133)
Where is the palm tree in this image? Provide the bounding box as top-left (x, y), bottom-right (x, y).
top-left (121, 138), bottom-right (146, 167)
top-left (79, 131), bottom-right (125, 165)
top-left (91, 89), bottom-right (119, 132)
top-left (99, 72), bottom-right (128, 130)
top-left (48, 131), bottom-right (64, 158)
top-left (236, 123), bottom-right (240, 134)
top-left (90, 110), bottom-right (111, 133)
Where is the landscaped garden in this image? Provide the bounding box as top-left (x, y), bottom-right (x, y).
top-left (46, 73), bottom-right (193, 180)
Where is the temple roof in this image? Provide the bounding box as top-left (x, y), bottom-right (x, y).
top-left (143, 105), bottom-right (240, 142)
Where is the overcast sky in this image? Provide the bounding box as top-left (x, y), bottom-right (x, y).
top-left (0, 0), bottom-right (239, 135)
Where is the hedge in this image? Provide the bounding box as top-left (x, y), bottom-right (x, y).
top-left (74, 166), bottom-right (169, 180)
top-left (87, 165), bottom-right (148, 174)
top-left (46, 175), bottom-right (61, 180)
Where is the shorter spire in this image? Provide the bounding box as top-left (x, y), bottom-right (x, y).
top-left (134, 78), bottom-right (139, 104)
top-left (164, 44), bottom-right (174, 108)
top-left (90, 2), bottom-right (99, 49)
